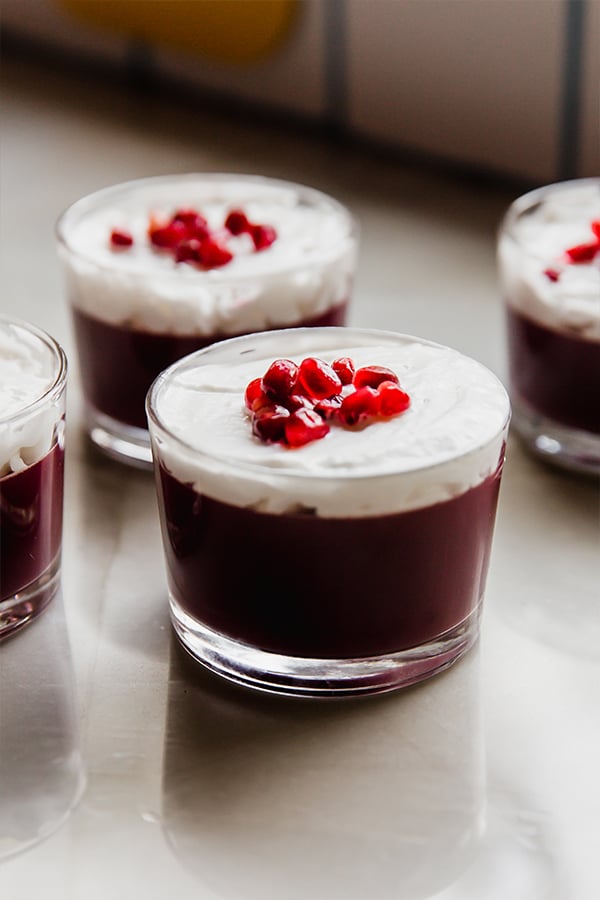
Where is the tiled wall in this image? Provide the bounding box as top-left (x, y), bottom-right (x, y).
top-left (3, 0), bottom-right (598, 183)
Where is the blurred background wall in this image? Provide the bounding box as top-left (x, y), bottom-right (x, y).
top-left (2, 0), bottom-right (598, 185)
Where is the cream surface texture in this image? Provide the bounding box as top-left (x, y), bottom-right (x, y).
top-left (150, 329), bottom-right (510, 516)
top-left (498, 181), bottom-right (600, 340)
top-left (58, 175), bottom-right (356, 335)
top-left (0, 321), bottom-right (63, 476)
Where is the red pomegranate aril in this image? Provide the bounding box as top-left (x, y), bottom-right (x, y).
top-left (251, 224), bottom-right (277, 251)
top-left (378, 381), bottom-right (411, 417)
top-left (253, 407), bottom-right (290, 443)
top-left (353, 365), bottom-right (400, 389)
top-left (332, 357), bottom-right (355, 384)
top-left (339, 386), bottom-right (379, 426)
top-left (245, 355), bottom-right (411, 447)
top-left (284, 408), bottom-right (330, 447)
top-left (199, 239), bottom-right (234, 268)
top-left (110, 229), bottom-right (134, 248)
top-left (262, 359), bottom-right (299, 402)
top-left (149, 220), bottom-right (188, 249)
top-left (188, 220), bottom-right (211, 241)
top-left (286, 393), bottom-right (315, 412)
top-left (244, 377), bottom-right (267, 411)
top-left (172, 208), bottom-right (207, 229)
top-left (297, 357), bottom-right (343, 400)
top-left (175, 238), bottom-right (203, 264)
top-left (544, 267), bottom-right (561, 282)
top-left (225, 209), bottom-right (250, 235)
top-left (591, 220), bottom-right (600, 239)
top-left (314, 395), bottom-right (343, 420)
top-left (564, 240), bottom-right (600, 263)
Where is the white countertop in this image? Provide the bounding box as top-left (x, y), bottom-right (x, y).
top-left (1, 55), bottom-right (598, 900)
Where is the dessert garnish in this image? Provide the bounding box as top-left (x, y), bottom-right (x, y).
top-left (544, 219), bottom-right (600, 281)
top-left (108, 206), bottom-right (277, 269)
top-left (543, 268), bottom-right (560, 282)
top-left (109, 229), bottom-right (134, 248)
top-left (245, 357), bottom-right (411, 447)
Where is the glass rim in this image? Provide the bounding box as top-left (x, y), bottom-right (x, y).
top-left (0, 314), bottom-right (68, 427)
top-left (146, 326), bottom-right (511, 484)
top-left (54, 172), bottom-right (360, 282)
top-left (498, 176), bottom-right (600, 246)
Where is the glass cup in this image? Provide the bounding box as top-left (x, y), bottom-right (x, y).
top-left (56, 173), bottom-right (358, 469)
top-left (147, 326), bottom-right (510, 697)
top-left (497, 177), bottom-right (600, 474)
top-left (0, 316), bottom-right (67, 637)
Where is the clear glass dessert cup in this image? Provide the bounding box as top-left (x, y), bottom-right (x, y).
top-left (497, 177), bottom-right (600, 475)
top-left (56, 173), bottom-right (358, 470)
top-left (0, 315), bottom-right (67, 637)
top-left (147, 326), bottom-right (510, 698)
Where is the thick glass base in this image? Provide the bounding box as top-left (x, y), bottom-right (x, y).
top-left (0, 555), bottom-right (61, 638)
top-left (170, 599), bottom-right (482, 698)
top-left (86, 406), bottom-right (153, 470)
top-left (511, 394), bottom-right (600, 476)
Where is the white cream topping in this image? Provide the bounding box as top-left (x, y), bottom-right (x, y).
top-left (498, 181), bottom-right (600, 340)
top-left (149, 329), bottom-right (510, 516)
top-left (57, 175), bottom-right (357, 335)
top-left (0, 321), bottom-right (64, 477)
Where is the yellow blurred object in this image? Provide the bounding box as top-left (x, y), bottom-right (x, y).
top-left (58, 0), bottom-right (299, 64)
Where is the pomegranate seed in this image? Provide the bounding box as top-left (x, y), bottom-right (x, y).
top-left (353, 365), bottom-right (400, 389)
top-left (591, 220), bottom-right (600, 239)
top-left (284, 408), bottom-right (330, 447)
top-left (188, 220), bottom-right (211, 241)
top-left (251, 224), bottom-right (277, 251)
top-left (297, 357), bottom-right (343, 400)
top-left (377, 381), bottom-right (411, 417)
top-left (172, 208), bottom-right (207, 229)
top-left (225, 209), bottom-right (250, 235)
top-left (262, 359), bottom-right (299, 402)
top-left (109, 229), bottom-right (134, 248)
top-left (149, 220), bottom-right (188, 248)
top-left (564, 240), bottom-right (600, 263)
top-left (245, 355), bottom-right (411, 446)
top-left (244, 377), bottom-right (267, 411)
top-left (286, 393), bottom-right (315, 412)
top-left (198, 239), bottom-right (234, 268)
top-left (314, 395), bottom-right (343, 420)
top-left (175, 238), bottom-right (203, 264)
top-left (544, 267), bottom-right (561, 282)
top-left (252, 407), bottom-right (289, 443)
top-left (332, 357), bottom-right (355, 384)
top-left (339, 386), bottom-right (379, 426)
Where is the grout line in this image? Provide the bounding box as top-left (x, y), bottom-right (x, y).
top-left (558, 0), bottom-right (587, 180)
top-left (323, 0), bottom-right (348, 133)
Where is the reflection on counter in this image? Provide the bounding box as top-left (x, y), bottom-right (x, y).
top-left (492, 436), bottom-right (600, 660)
top-left (161, 642), bottom-right (484, 900)
top-left (434, 797), bottom-right (560, 899)
top-left (0, 591), bottom-right (85, 859)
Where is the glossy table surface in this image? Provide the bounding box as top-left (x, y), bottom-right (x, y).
top-left (1, 55), bottom-right (598, 900)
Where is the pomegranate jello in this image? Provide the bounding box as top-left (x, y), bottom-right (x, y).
top-left (56, 174), bottom-right (357, 468)
top-left (498, 178), bottom-right (600, 474)
top-left (0, 316), bottom-right (67, 637)
top-left (147, 327), bottom-right (510, 697)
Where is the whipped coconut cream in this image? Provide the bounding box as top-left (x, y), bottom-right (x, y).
top-left (57, 174), bottom-right (357, 336)
top-left (498, 180), bottom-right (600, 340)
top-left (149, 329), bottom-right (510, 516)
top-left (0, 320), bottom-right (65, 477)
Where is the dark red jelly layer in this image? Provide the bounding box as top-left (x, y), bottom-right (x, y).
top-left (72, 303), bottom-right (349, 430)
top-left (0, 442), bottom-right (64, 602)
top-left (156, 463), bottom-right (503, 659)
top-left (507, 306), bottom-right (600, 434)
